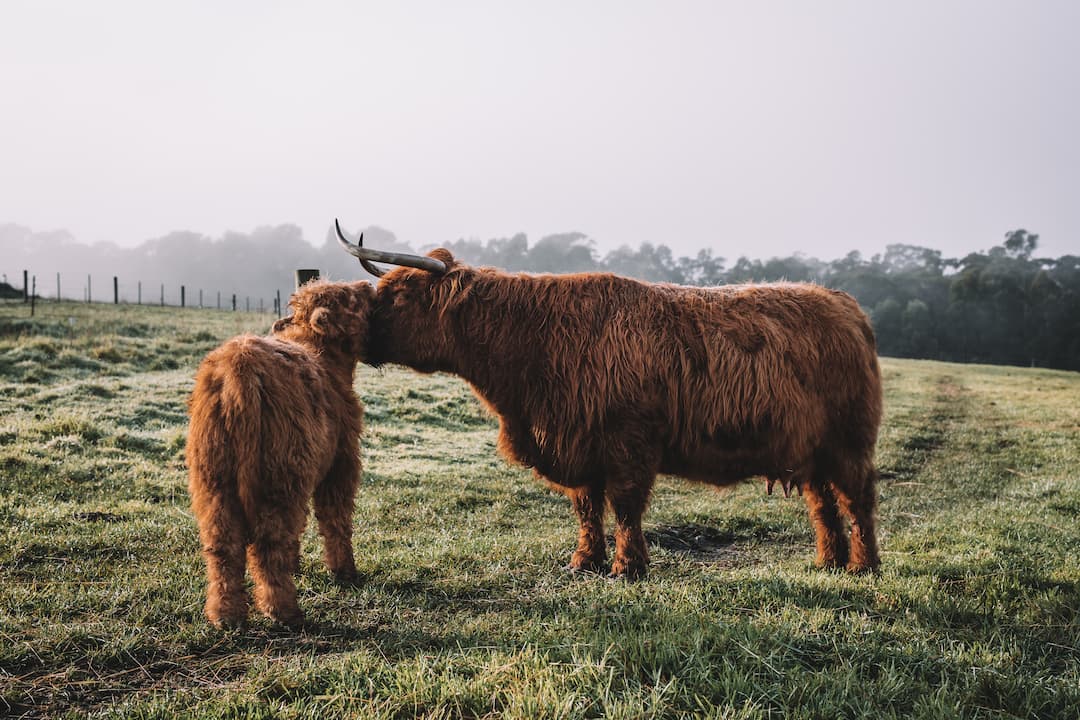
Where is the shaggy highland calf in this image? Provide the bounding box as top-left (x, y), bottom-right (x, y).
top-left (186, 280), bottom-right (374, 627)
top-left (337, 225), bottom-right (883, 579)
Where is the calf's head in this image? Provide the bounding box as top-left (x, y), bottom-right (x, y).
top-left (271, 280), bottom-right (376, 362)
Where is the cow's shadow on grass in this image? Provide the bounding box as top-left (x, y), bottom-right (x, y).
top-left (645, 518), bottom-right (805, 566)
top-left (646, 522), bottom-right (738, 560)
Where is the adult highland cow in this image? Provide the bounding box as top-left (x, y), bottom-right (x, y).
top-left (186, 280), bottom-right (374, 627)
top-left (336, 222), bottom-right (882, 578)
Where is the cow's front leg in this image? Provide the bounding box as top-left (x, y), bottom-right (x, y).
top-left (564, 482), bottom-right (607, 573)
top-left (606, 474), bottom-right (653, 580)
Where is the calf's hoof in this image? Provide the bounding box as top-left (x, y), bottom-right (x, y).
top-left (266, 607), bottom-right (306, 630)
top-left (205, 596), bottom-right (247, 630)
top-left (207, 612), bottom-right (247, 630)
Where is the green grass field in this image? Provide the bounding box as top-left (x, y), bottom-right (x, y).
top-left (2, 299), bottom-right (1078, 719)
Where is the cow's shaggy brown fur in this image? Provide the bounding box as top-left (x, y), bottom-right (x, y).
top-left (186, 280), bottom-right (374, 627)
top-left (367, 251), bottom-right (883, 578)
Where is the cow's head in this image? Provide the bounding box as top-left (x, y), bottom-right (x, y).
top-left (271, 279), bottom-right (376, 363)
top-left (334, 220), bottom-right (464, 372)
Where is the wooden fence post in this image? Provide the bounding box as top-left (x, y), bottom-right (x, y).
top-left (30, 276), bottom-right (36, 316)
top-left (56, 273), bottom-right (60, 301)
top-left (87, 275), bottom-right (91, 303)
top-left (23, 270), bottom-right (28, 303)
top-left (113, 276), bottom-right (119, 305)
top-left (295, 269), bottom-right (319, 288)
top-left (181, 286), bottom-right (186, 308)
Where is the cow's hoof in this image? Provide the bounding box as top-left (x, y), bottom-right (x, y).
top-left (333, 567), bottom-right (361, 586)
top-left (563, 562), bottom-right (607, 577)
top-left (609, 559), bottom-right (647, 580)
top-left (845, 561), bottom-right (880, 575)
top-left (814, 549), bottom-right (849, 571)
top-left (565, 552), bottom-right (608, 575)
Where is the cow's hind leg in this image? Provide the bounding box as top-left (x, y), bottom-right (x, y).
top-left (564, 482), bottom-right (608, 573)
top-left (314, 450), bottom-right (360, 583)
top-left (194, 492), bottom-right (249, 628)
top-left (830, 456), bottom-right (880, 573)
top-left (802, 466), bottom-right (849, 570)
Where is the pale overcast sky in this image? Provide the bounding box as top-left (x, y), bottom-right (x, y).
top-left (2, 1), bottom-right (1078, 259)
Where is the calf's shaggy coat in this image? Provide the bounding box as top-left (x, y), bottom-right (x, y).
top-left (186, 280), bottom-right (374, 627)
top-left (367, 250), bottom-right (883, 578)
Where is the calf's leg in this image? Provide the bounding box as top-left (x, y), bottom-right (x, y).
top-left (193, 492), bottom-right (249, 628)
top-left (246, 494), bottom-right (308, 628)
top-left (314, 450), bottom-right (360, 583)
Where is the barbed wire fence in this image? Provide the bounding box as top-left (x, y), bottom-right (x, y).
top-left (5, 268), bottom-right (321, 318)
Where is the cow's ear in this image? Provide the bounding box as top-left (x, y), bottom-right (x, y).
top-left (427, 248), bottom-right (455, 265)
top-left (310, 307), bottom-right (331, 334)
top-left (272, 316), bottom-right (292, 333)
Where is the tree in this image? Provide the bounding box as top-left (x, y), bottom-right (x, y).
top-left (677, 248), bottom-right (726, 286)
top-left (870, 298), bottom-right (904, 356)
top-left (528, 233), bottom-right (596, 273)
top-left (603, 243), bottom-right (683, 282)
top-left (901, 299), bottom-right (937, 358)
top-left (1003, 229), bottom-right (1038, 260)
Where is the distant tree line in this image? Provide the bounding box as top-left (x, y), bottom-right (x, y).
top-left (3, 223), bottom-right (1077, 371)
top-left (439, 228), bottom-right (1079, 371)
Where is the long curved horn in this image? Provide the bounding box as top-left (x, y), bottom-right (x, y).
top-left (334, 219), bottom-right (447, 277)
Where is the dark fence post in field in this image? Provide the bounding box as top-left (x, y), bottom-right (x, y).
top-left (30, 276), bottom-right (36, 316)
top-left (231, 294), bottom-right (236, 312)
top-left (160, 284), bottom-right (164, 307)
top-left (87, 275), bottom-right (91, 303)
top-left (296, 269), bottom-right (319, 289)
top-left (276, 290), bottom-right (281, 316)
top-left (56, 273), bottom-right (60, 301)
top-left (199, 289), bottom-right (203, 308)
top-left (138, 281), bottom-right (142, 305)
top-left (217, 291), bottom-right (221, 310)
top-left (23, 270), bottom-right (28, 302)
top-left (259, 298), bottom-right (264, 313)
top-left (182, 285), bottom-right (187, 308)
top-left (113, 276), bottom-right (119, 305)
